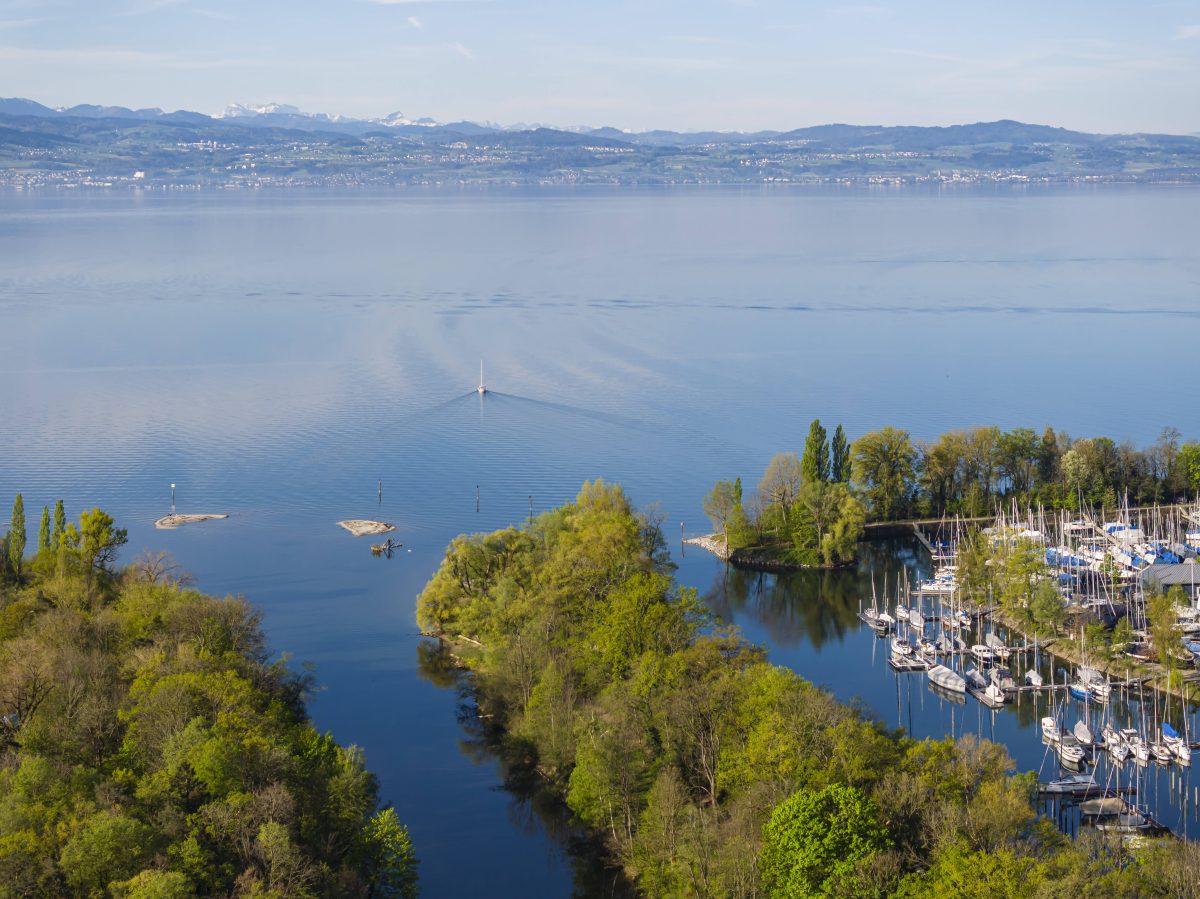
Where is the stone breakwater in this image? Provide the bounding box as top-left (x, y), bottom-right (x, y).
top-left (684, 534), bottom-right (731, 560)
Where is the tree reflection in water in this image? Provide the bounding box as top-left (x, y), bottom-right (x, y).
top-left (703, 537), bottom-right (926, 649)
top-left (415, 640), bottom-right (638, 899)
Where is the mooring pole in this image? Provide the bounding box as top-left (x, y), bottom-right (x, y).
top-left (378, 479), bottom-right (382, 504)
top-left (680, 521), bottom-right (685, 557)
top-left (529, 495), bottom-right (533, 525)
top-left (476, 485), bottom-right (480, 513)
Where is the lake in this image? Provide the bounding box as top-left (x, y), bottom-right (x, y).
top-left (1, 184), bottom-right (1198, 895)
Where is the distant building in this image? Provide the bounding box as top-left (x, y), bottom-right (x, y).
top-left (1141, 562), bottom-right (1200, 601)
top-left (133, 171), bottom-right (145, 180)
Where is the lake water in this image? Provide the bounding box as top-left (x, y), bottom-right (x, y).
top-left (2, 185), bottom-right (1199, 895)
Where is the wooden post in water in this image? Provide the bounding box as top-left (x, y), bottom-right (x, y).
top-left (378, 479), bottom-right (382, 504)
top-left (476, 485), bottom-right (480, 514)
top-left (529, 495), bottom-right (533, 526)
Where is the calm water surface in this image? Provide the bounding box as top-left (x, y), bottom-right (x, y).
top-left (2, 186), bottom-right (1198, 895)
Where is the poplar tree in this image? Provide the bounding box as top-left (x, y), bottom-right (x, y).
top-left (38, 505), bottom-right (51, 553)
top-left (801, 419), bottom-right (829, 484)
top-left (831, 425), bottom-right (850, 483)
top-left (53, 499), bottom-right (66, 549)
top-left (9, 494), bottom-right (25, 577)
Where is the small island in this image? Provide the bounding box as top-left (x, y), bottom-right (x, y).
top-left (338, 519), bottom-right (396, 537)
top-left (700, 419), bottom-right (863, 571)
top-left (154, 512), bottom-right (228, 529)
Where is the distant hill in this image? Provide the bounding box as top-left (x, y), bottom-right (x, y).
top-left (1, 98), bottom-right (1197, 186)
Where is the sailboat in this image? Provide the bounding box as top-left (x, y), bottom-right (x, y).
top-left (1163, 722), bottom-right (1192, 766)
top-left (476, 361), bottom-right (488, 395)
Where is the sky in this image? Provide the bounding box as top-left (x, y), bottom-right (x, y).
top-left (1, 0), bottom-right (1198, 134)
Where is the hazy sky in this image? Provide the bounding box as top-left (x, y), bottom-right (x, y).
top-left (2, 0), bottom-right (1198, 133)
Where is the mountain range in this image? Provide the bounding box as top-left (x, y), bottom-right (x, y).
top-left (2, 96), bottom-right (1198, 187)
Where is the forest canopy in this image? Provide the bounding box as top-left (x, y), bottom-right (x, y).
top-left (417, 480), bottom-right (1197, 897)
top-left (0, 499), bottom-right (417, 899)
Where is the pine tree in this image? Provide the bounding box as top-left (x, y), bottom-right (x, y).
top-left (52, 499), bottom-right (66, 549)
top-left (801, 419), bottom-right (829, 484)
top-left (9, 494), bottom-right (26, 578)
top-left (38, 505), bottom-right (51, 553)
top-left (831, 425), bottom-right (851, 483)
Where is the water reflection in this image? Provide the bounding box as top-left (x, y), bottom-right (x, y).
top-left (415, 640), bottom-right (636, 899)
top-left (702, 538), bottom-right (925, 648)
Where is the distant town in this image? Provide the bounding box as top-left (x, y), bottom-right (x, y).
top-left (2, 98), bottom-right (1199, 189)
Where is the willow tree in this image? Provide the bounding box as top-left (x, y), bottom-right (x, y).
top-left (851, 428), bottom-right (918, 521)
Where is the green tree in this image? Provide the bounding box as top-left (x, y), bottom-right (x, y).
top-left (361, 808), bottom-right (419, 899)
top-left (702, 480), bottom-right (739, 548)
top-left (1029, 580), bottom-right (1066, 636)
top-left (1178, 442), bottom-right (1200, 495)
top-left (760, 783), bottom-right (890, 898)
top-left (1148, 589), bottom-right (1182, 671)
top-left (851, 428), bottom-right (917, 520)
top-left (52, 498), bottom-right (66, 549)
top-left (831, 425), bottom-right (850, 483)
top-left (59, 810), bottom-right (155, 896)
top-left (8, 494), bottom-right (25, 578)
top-left (37, 505), bottom-right (50, 554)
top-left (801, 419), bottom-right (829, 484)
top-left (63, 507), bottom-right (129, 591)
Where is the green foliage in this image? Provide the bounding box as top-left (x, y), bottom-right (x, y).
top-left (0, 507), bottom-right (417, 897)
top-left (759, 784), bottom-right (889, 898)
top-left (1029, 580), bottom-right (1067, 636)
top-left (702, 480), bottom-right (739, 546)
top-left (791, 482), bottom-right (864, 567)
top-left (830, 425), bottom-right (850, 483)
top-left (852, 427), bottom-right (917, 520)
top-left (800, 419), bottom-right (829, 484)
top-left (37, 506), bottom-right (50, 556)
top-left (59, 810), bottom-right (154, 895)
top-left (1148, 589), bottom-right (1182, 671)
top-left (8, 494), bottom-right (25, 579)
top-left (52, 499), bottom-right (66, 549)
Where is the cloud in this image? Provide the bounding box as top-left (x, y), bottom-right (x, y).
top-left (454, 41), bottom-right (474, 59)
top-left (407, 15), bottom-right (422, 29)
top-left (1174, 24), bottom-right (1200, 39)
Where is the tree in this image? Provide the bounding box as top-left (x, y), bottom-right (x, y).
top-left (831, 425), bottom-right (850, 483)
top-left (361, 808), bottom-right (419, 899)
top-left (37, 505), bottom-right (50, 554)
top-left (703, 480), bottom-right (739, 547)
top-left (851, 428), bottom-right (917, 521)
top-left (52, 499), bottom-right (66, 549)
top-left (1179, 442), bottom-right (1200, 496)
top-left (65, 507), bottom-right (128, 580)
top-left (758, 453), bottom-right (804, 533)
top-left (59, 810), bottom-right (155, 896)
top-left (793, 482), bottom-right (864, 567)
top-left (8, 494), bottom-right (25, 578)
top-left (760, 783), bottom-right (890, 898)
top-left (801, 419), bottom-right (829, 485)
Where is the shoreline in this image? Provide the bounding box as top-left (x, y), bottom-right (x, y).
top-left (683, 533), bottom-right (851, 572)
